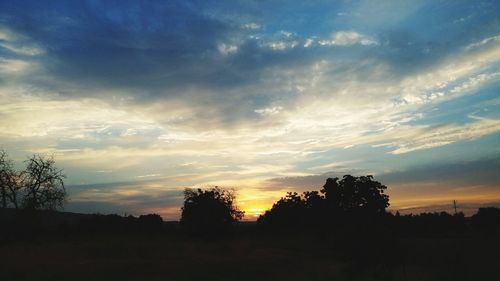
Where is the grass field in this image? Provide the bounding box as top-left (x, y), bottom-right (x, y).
top-left (1, 226), bottom-right (499, 281)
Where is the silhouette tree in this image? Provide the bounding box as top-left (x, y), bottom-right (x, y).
top-left (472, 207), bottom-right (500, 230)
top-left (0, 150), bottom-right (21, 208)
top-left (392, 211), bottom-right (466, 233)
top-left (180, 187), bottom-right (244, 234)
top-left (321, 175), bottom-right (389, 215)
top-left (258, 192), bottom-right (308, 227)
top-left (20, 154), bottom-right (66, 210)
top-left (1, 151), bottom-right (67, 210)
top-left (137, 214), bottom-right (164, 231)
top-left (259, 175), bottom-right (390, 228)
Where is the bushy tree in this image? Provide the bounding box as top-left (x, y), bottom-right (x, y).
top-left (137, 214), bottom-right (164, 231)
top-left (180, 187), bottom-right (244, 234)
top-left (258, 192), bottom-right (308, 227)
top-left (257, 191), bottom-right (328, 227)
top-left (321, 175), bottom-right (389, 215)
top-left (258, 175), bottom-right (390, 228)
top-left (472, 207), bottom-right (500, 230)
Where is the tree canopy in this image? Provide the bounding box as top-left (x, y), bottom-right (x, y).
top-left (258, 175), bottom-right (389, 227)
top-left (472, 207), bottom-right (500, 230)
top-left (321, 175), bottom-right (389, 215)
top-left (180, 187), bottom-right (244, 234)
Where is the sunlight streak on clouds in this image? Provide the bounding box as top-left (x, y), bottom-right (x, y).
top-left (386, 118), bottom-right (500, 154)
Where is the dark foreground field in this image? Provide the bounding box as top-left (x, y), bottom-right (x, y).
top-left (1, 226), bottom-right (499, 281)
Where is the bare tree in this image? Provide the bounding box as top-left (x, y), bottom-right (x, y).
top-left (20, 154), bottom-right (66, 210)
top-left (0, 150), bottom-right (20, 208)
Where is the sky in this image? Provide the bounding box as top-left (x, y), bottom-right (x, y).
top-left (0, 0), bottom-right (499, 220)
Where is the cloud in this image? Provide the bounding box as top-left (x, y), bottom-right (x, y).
top-left (0, 90), bottom-right (161, 142)
top-left (257, 31), bottom-right (301, 51)
top-left (263, 157), bottom-right (500, 213)
top-left (241, 22), bottom-right (260, 30)
top-left (0, 58), bottom-right (32, 74)
top-left (265, 171), bottom-right (353, 192)
top-left (318, 31), bottom-right (378, 46)
top-left (385, 118), bottom-right (500, 154)
top-left (379, 158), bottom-right (500, 186)
top-left (380, 157), bottom-right (500, 212)
top-left (465, 35), bottom-right (500, 50)
top-left (264, 40), bottom-right (299, 50)
top-left (254, 106), bottom-right (283, 116)
top-left (0, 25), bottom-right (44, 55)
top-left (303, 38), bottom-right (315, 48)
top-left (217, 43), bottom-right (238, 55)
top-left (66, 180), bottom-right (185, 219)
top-left (1, 25), bottom-right (499, 161)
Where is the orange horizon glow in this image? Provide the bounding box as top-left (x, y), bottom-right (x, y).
top-left (137, 183), bottom-right (500, 221)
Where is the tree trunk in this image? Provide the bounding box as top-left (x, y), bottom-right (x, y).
top-left (1, 186), bottom-right (6, 208)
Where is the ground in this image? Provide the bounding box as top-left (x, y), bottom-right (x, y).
top-left (1, 226), bottom-right (499, 281)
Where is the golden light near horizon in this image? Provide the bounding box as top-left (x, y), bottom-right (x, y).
top-left (243, 208), bottom-right (265, 220)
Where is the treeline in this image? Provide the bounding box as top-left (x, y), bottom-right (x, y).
top-left (179, 175), bottom-right (500, 235)
top-left (257, 175), bottom-right (389, 228)
top-left (381, 208), bottom-right (500, 233)
top-left (1, 201), bottom-right (499, 239)
top-left (0, 209), bottom-right (165, 239)
top-left (76, 213), bottom-right (164, 232)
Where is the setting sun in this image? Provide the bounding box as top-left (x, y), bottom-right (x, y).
top-left (243, 208), bottom-right (265, 220)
